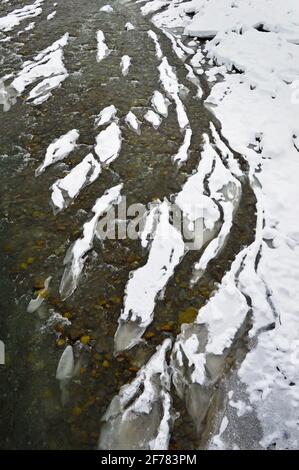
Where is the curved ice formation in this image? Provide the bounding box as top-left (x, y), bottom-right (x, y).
top-left (50, 153), bottom-right (102, 212)
top-left (27, 276), bottom-right (52, 314)
top-left (172, 127), bottom-right (192, 164)
top-left (151, 90), bottom-right (169, 117)
top-left (147, 29), bottom-right (163, 59)
top-left (99, 339), bottom-right (173, 450)
top-left (191, 133), bottom-right (242, 283)
top-left (0, 0), bottom-right (44, 32)
top-left (171, 250), bottom-right (249, 432)
top-left (175, 135), bottom-right (220, 235)
top-left (35, 129), bottom-right (79, 176)
top-left (95, 105), bottom-right (117, 127)
top-left (125, 111), bottom-right (141, 134)
top-left (120, 55), bottom-right (131, 76)
top-left (56, 345), bottom-right (74, 382)
top-left (144, 109), bottom-right (162, 129)
top-left (10, 33), bottom-right (69, 105)
top-left (95, 122), bottom-right (122, 165)
top-left (158, 57), bottom-right (189, 129)
top-left (59, 184), bottom-right (123, 300)
top-left (114, 201), bottom-right (185, 353)
top-left (97, 30), bottom-right (110, 62)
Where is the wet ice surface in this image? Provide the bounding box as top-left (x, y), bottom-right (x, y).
top-left (114, 201), bottom-right (185, 353)
top-left (51, 153), bottom-right (102, 212)
top-left (0, 0), bottom-right (270, 452)
top-left (0, 0), bottom-right (44, 32)
top-left (99, 339), bottom-right (173, 450)
top-left (7, 32), bottom-right (69, 107)
top-left (36, 129), bottom-right (79, 176)
top-left (59, 184), bottom-right (123, 300)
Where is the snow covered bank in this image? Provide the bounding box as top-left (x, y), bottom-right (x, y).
top-left (150, 0), bottom-right (299, 449)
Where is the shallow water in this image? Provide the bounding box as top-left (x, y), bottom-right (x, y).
top-left (0, 0), bottom-right (256, 449)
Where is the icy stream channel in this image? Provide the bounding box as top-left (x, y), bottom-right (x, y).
top-left (0, 0), bottom-right (267, 451)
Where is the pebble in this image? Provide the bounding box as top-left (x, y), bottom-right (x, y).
top-left (161, 323), bottom-right (173, 332)
top-left (80, 335), bottom-right (90, 345)
top-left (144, 331), bottom-right (155, 340)
top-left (178, 307), bottom-right (198, 326)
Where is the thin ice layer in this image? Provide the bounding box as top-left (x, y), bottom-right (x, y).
top-left (99, 339), bottom-right (173, 450)
top-left (94, 122), bottom-right (122, 164)
top-left (0, 0), bottom-right (44, 32)
top-left (97, 30), bottom-right (110, 62)
top-left (114, 201), bottom-right (185, 352)
top-left (51, 153), bottom-right (102, 212)
top-left (144, 110), bottom-right (162, 129)
top-left (175, 135), bottom-right (220, 231)
top-left (95, 105), bottom-right (117, 127)
top-left (35, 129), bottom-right (79, 176)
top-left (120, 55), bottom-right (131, 76)
top-left (10, 33), bottom-right (69, 105)
top-left (56, 345), bottom-right (74, 381)
top-left (151, 90), bottom-right (169, 117)
top-left (148, 29), bottom-right (163, 59)
top-left (59, 184), bottom-right (122, 300)
top-left (173, 127), bottom-right (192, 164)
top-left (125, 111), bottom-right (141, 134)
top-left (158, 57), bottom-right (189, 129)
top-left (192, 136), bottom-right (242, 282)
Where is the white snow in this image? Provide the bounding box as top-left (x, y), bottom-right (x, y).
top-left (0, 0), bottom-right (44, 31)
top-left (120, 55), bottom-right (131, 76)
top-left (125, 111), bottom-right (141, 134)
top-left (175, 136), bottom-right (220, 232)
top-left (196, 261), bottom-right (248, 355)
top-left (59, 184), bottom-right (123, 300)
top-left (99, 339), bottom-right (173, 450)
top-left (154, 0), bottom-right (299, 449)
top-left (10, 33), bottom-right (69, 105)
top-left (172, 127), bottom-right (192, 164)
top-left (96, 30), bottom-right (110, 62)
top-left (100, 5), bottom-right (113, 13)
top-left (47, 11), bottom-right (56, 21)
top-left (158, 57), bottom-right (189, 129)
top-left (94, 122), bottom-right (122, 164)
top-left (95, 104), bottom-right (117, 127)
top-left (148, 29), bottom-right (163, 59)
top-left (151, 90), bottom-right (169, 117)
top-left (35, 129), bottom-right (79, 176)
top-left (51, 153), bottom-right (102, 212)
top-left (115, 201), bottom-right (185, 351)
top-left (24, 21), bottom-right (35, 31)
top-left (163, 29), bottom-right (186, 61)
top-left (125, 22), bottom-right (135, 31)
top-left (144, 109), bottom-right (162, 129)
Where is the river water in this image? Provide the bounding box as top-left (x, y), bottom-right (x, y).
top-left (0, 0), bottom-right (256, 449)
